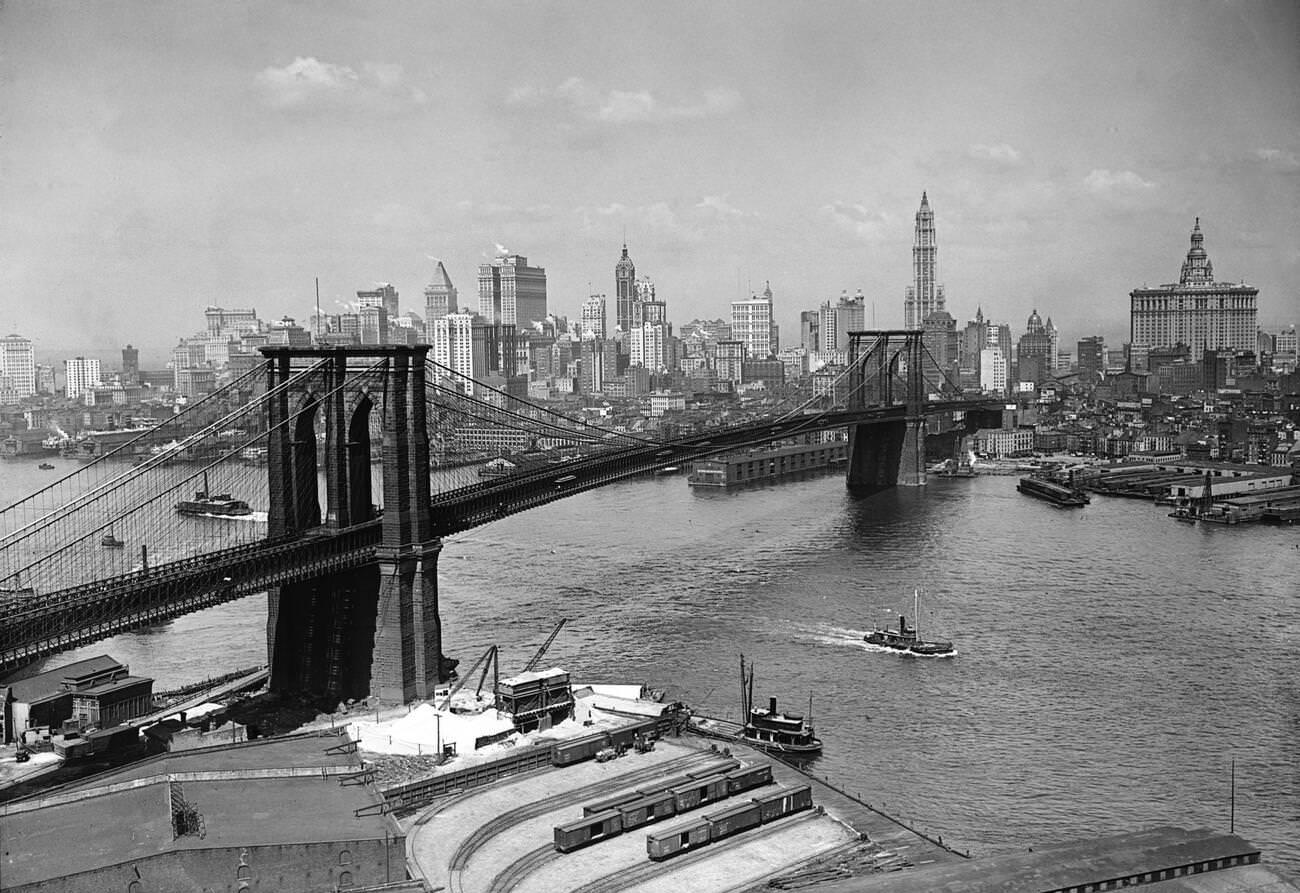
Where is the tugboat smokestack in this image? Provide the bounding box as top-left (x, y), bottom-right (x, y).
top-left (769, 697), bottom-right (777, 714)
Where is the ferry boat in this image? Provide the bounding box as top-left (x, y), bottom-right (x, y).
top-left (101, 533), bottom-right (125, 548)
top-left (864, 590), bottom-right (955, 656)
top-left (737, 655), bottom-right (822, 755)
top-left (1016, 475), bottom-right (1089, 507)
top-left (176, 473), bottom-right (253, 518)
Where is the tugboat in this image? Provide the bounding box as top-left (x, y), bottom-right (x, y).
top-left (737, 655), bottom-right (822, 756)
top-left (39, 462), bottom-right (55, 470)
top-left (864, 590), bottom-right (955, 656)
top-left (101, 532), bottom-right (125, 548)
top-left (175, 472), bottom-right (253, 518)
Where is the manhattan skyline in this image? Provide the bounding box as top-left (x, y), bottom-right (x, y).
top-left (1, 0), bottom-right (1297, 362)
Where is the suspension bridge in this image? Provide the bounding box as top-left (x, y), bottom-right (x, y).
top-left (0, 331), bottom-right (1002, 702)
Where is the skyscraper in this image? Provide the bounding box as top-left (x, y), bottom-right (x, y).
top-left (356, 284), bottom-right (399, 318)
top-left (615, 244), bottom-right (636, 334)
top-left (121, 343), bottom-right (139, 386)
top-left (478, 254), bottom-right (547, 327)
top-left (423, 262), bottom-right (457, 322)
top-left (64, 356), bottom-right (101, 400)
top-left (903, 192), bottom-right (946, 329)
top-left (0, 334), bottom-right (36, 397)
top-left (581, 295), bottom-right (608, 340)
top-left (1129, 219), bottom-right (1258, 361)
top-left (731, 282), bottom-right (775, 360)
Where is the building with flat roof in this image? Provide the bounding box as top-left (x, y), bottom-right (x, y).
top-left (478, 254), bottom-right (547, 328)
top-left (1, 654), bottom-right (152, 743)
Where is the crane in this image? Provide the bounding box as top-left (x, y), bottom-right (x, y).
top-left (436, 644), bottom-right (498, 711)
top-left (521, 619), bottom-right (567, 674)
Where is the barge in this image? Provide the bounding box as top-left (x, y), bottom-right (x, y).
top-left (688, 438), bottom-right (847, 488)
top-left (1017, 476), bottom-right (1089, 507)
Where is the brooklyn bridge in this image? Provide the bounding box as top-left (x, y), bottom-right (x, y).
top-left (0, 331), bottom-right (1002, 702)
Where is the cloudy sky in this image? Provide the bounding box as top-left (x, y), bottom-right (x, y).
top-left (2, 0), bottom-right (1297, 364)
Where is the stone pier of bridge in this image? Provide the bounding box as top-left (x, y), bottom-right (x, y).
top-left (845, 330), bottom-right (929, 492)
top-left (262, 346), bottom-right (449, 705)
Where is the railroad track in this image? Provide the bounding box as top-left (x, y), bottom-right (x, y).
top-left (446, 751), bottom-right (728, 893)
top-left (565, 811), bottom-right (822, 893)
top-left (487, 844), bottom-right (559, 893)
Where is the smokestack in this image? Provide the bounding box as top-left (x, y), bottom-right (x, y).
top-left (769, 696), bottom-right (777, 715)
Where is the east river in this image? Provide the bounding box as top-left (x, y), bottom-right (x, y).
top-left (3, 461), bottom-right (1297, 871)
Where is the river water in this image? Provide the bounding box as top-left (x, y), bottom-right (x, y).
top-left (2, 459), bottom-right (1297, 870)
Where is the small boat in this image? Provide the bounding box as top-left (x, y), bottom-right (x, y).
top-left (737, 655), bottom-right (822, 756)
top-left (38, 462), bottom-right (55, 470)
top-left (1017, 475), bottom-right (1088, 507)
top-left (1169, 509), bottom-right (1197, 523)
top-left (175, 472), bottom-right (253, 518)
top-left (865, 590), bottom-right (954, 656)
top-left (655, 466), bottom-right (680, 475)
top-left (101, 533), bottom-right (125, 548)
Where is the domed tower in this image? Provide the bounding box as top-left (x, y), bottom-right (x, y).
top-left (1179, 218), bottom-right (1215, 285)
top-left (615, 244), bottom-right (637, 334)
top-left (1026, 308), bottom-right (1044, 334)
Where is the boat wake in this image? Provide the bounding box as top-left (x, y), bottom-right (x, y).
top-left (861, 640), bottom-right (958, 658)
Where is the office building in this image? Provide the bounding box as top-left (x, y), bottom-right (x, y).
top-left (478, 254), bottom-right (547, 328)
top-left (430, 312), bottom-right (476, 393)
top-left (65, 356), bottom-right (102, 400)
top-left (731, 283), bottom-right (775, 360)
top-left (581, 295), bottom-right (608, 340)
top-left (357, 284), bottom-right (399, 318)
top-left (904, 192), bottom-right (946, 329)
top-left (615, 244), bottom-right (637, 334)
top-left (1129, 219), bottom-right (1258, 361)
top-left (1078, 336), bottom-right (1106, 384)
top-left (359, 306), bottom-right (388, 345)
top-left (1, 334), bottom-right (36, 397)
top-left (204, 307), bottom-right (260, 339)
top-left (423, 262), bottom-right (457, 323)
top-left (121, 344), bottom-right (139, 386)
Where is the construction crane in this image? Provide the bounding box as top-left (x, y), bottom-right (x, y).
top-left (521, 619), bottom-right (567, 673)
top-left (436, 644), bottom-right (498, 711)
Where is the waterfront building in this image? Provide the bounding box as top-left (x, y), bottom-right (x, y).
top-left (581, 294), bottom-right (608, 340)
top-left (0, 333), bottom-right (36, 398)
top-left (904, 191), bottom-right (946, 329)
top-left (615, 244), bottom-right (637, 334)
top-left (423, 262), bottom-right (457, 323)
top-left (731, 282), bottom-right (776, 360)
top-left (356, 283), bottom-right (399, 318)
top-left (1130, 219), bottom-right (1258, 362)
top-left (1, 654), bottom-right (153, 743)
top-left (64, 355), bottom-right (101, 400)
top-left (478, 254), bottom-right (547, 328)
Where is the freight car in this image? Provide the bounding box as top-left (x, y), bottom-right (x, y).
top-left (550, 718), bottom-right (662, 768)
top-left (723, 763), bottom-right (772, 795)
top-left (645, 783), bottom-right (815, 861)
top-left (616, 789), bottom-right (677, 831)
top-left (554, 808), bottom-right (623, 853)
top-left (668, 773), bottom-right (729, 811)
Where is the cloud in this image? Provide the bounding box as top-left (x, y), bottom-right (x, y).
top-left (508, 77), bottom-right (740, 123)
top-left (820, 202), bottom-right (893, 242)
top-left (255, 56), bottom-right (426, 110)
top-left (1254, 148), bottom-right (1300, 174)
top-left (968, 143), bottom-right (1023, 166)
top-left (1083, 168), bottom-right (1157, 196)
top-left (695, 196), bottom-right (747, 218)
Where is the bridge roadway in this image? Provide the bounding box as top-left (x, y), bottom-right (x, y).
top-left (1, 402), bottom-right (991, 671)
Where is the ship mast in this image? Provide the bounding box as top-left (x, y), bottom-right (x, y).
top-left (913, 589), bottom-right (920, 638)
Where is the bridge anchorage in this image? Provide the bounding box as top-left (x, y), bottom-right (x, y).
top-left (263, 345), bottom-right (449, 705)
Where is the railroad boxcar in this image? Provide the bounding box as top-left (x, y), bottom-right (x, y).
top-left (552, 733), bottom-right (609, 767)
top-left (634, 773), bottom-right (692, 798)
top-left (670, 773), bottom-right (729, 812)
top-left (607, 718), bottom-right (660, 749)
top-left (553, 808), bottom-right (623, 853)
top-left (724, 763), bottom-right (772, 795)
top-left (617, 790), bottom-right (677, 830)
top-left (646, 818), bottom-right (711, 861)
top-left (582, 790), bottom-right (642, 817)
top-left (705, 800), bottom-right (763, 841)
top-left (752, 784), bottom-right (814, 823)
top-left (687, 757), bottom-right (740, 779)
